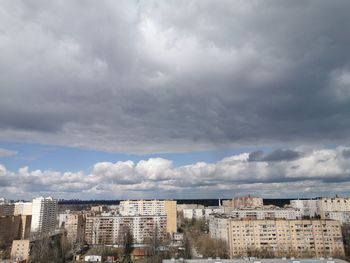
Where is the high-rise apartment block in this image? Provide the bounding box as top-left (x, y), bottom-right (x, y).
top-left (85, 215), bottom-right (167, 245)
top-left (30, 196), bottom-right (57, 234)
top-left (226, 219), bottom-right (344, 258)
top-left (59, 213), bottom-right (85, 244)
top-left (119, 200), bottom-right (177, 233)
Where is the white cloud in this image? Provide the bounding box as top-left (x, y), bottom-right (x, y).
top-left (1, 146), bottom-right (350, 199)
top-left (0, 148), bottom-right (17, 157)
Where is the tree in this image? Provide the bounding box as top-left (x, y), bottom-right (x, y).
top-left (30, 233), bottom-right (67, 263)
top-left (122, 227), bottom-right (134, 263)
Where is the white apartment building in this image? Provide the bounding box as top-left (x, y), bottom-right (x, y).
top-left (226, 208), bottom-right (302, 220)
top-left (183, 207), bottom-right (225, 220)
top-left (85, 215), bottom-right (167, 244)
top-left (319, 197), bottom-right (350, 218)
top-left (30, 196), bottom-right (57, 234)
top-left (324, 211), bottom-right (350, 224)
top-left (209, 215), bottom-right (230, 242)
top-left (290, 199), bottom-right (319, 218)
top-left (119, 200), bottom-right (177, 233)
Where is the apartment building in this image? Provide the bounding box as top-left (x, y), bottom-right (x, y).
top-left (0, 216), bottom-right (20, 246)
top-left (324, 211), bottom-right (350, 224)
top-left (0, 215), bottom-right (31, 246)
top-left (319, 197), bottom-right (350, 218)
top-left (119, 200), bottom-right (177, 233)
top-left (183, 207), bottom-right (225, 220)
top-left (10, 240), bottom-right (30, 261)
top-left (59, 213), bottom-right (85, 244)
top-left (14, 202), bottom-right (32, 216)
top-left (177, 204), bottom-right (204, 212)
top-left (223, 195), bottom-right (263, 208)
top-left (227, 208), bottom-right (302, 220)
top-left (0, 203), bottom-right (15, 216)
top-left (209, 215), bottom-right (230, 242)
top-left (30, 196), bottom-right (57, 234)
top-left (290, 199), bottom-right (319, 218)
top-left (227, 219), bottom-right (344, 258)
top-left (85, 215), bottom-right (167, 245)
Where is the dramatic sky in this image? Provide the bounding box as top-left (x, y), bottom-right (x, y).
top-left (1, 0), bottom-right (350, 200)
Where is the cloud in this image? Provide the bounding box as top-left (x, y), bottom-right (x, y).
top-left (248, 149), bottom-right (301, 162)
top-left (0, 1), bottom-right (350, 153)
top-left (0, 146), bottom-right (350, 199)
top-left (0, 148), bottom-right (17, 157)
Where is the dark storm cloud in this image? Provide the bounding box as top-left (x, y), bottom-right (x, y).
top-left (0, 1), bottom-right (350, 153)
top-left (249, 149), bottom-right (301, 162)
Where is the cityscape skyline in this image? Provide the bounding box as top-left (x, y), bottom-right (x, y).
top-left (1, 1), bottom-right (350, 200)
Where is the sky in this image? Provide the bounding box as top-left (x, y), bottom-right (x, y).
top-left (1, 0), bottom-right (350, 200)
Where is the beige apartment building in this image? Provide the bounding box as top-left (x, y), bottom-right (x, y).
top-left (14, 202), bottom-right (32, 216)
top-left (119, 200), bottom-right (177, 233)
top-left (0, 215), bottom-right (31, 247)
top-left (227, 219), bottom-right (344, 258)
top-left (10, 240), bottom-right (30, 261)
top-left (85, 215), bottom-right (167, 245)
top-left (223, 195), bottom-right (263, 209)
top-left (59, 213), bottom-right (85, 245)
top-left (319, 197), bottom-right (350, 218)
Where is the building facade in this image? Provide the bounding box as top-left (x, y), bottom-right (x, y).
top-left (223, 196), bottom-right (263, 209)
top-left (14, 202), bottom-right (32, 216)
top-left (59, 213), bottom-right (85, 245)
top-left (290, 199), bottom-right (319, 218)
top-left (227, 219), bottom-right (344, 258)
top-left (30, 196), bottom-right (57, 234)
top-left (10, 240), bottom-right (30, 262)
top-left (319, 197), bottom-right (350, 218)
top-left (85, 215), bottom-right (167, 245)
top-left (119, 200), bottom-right (177, 233)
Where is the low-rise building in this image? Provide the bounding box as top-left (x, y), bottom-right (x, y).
top-left (10, 240), bottom-right (30, 262)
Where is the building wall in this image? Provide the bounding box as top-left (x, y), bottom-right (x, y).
top-left (30, 197), bottom-right (57, 234)
top-left (119, 200), bottom-right (177, 234)
top-left (19, 215), bottom-right (31, 239)
top-left (209, 216), bottom-right (229, 242)
top-left (14, 202), bottom-right (32, 216)
top-left (319, 197), bottom-right (350, 218)
top-left (0, 204), bottom-right (15, 216)
top-left (11, 240), bottom-right (30, 261)
top-left (290, 199), bottom-right (319, 218)
top-left (85, 215), bottom-right (167, 245)
top-left (0, 216), bottom-right (21, 246)
top-left (223, 196), bottom-right (263, 209)
top-left (227, 219), bottom-right (344, 258)
top-left (59, 213), bottom-right (85, 244)
top-left (164, 200), bottom-right (177, 233)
